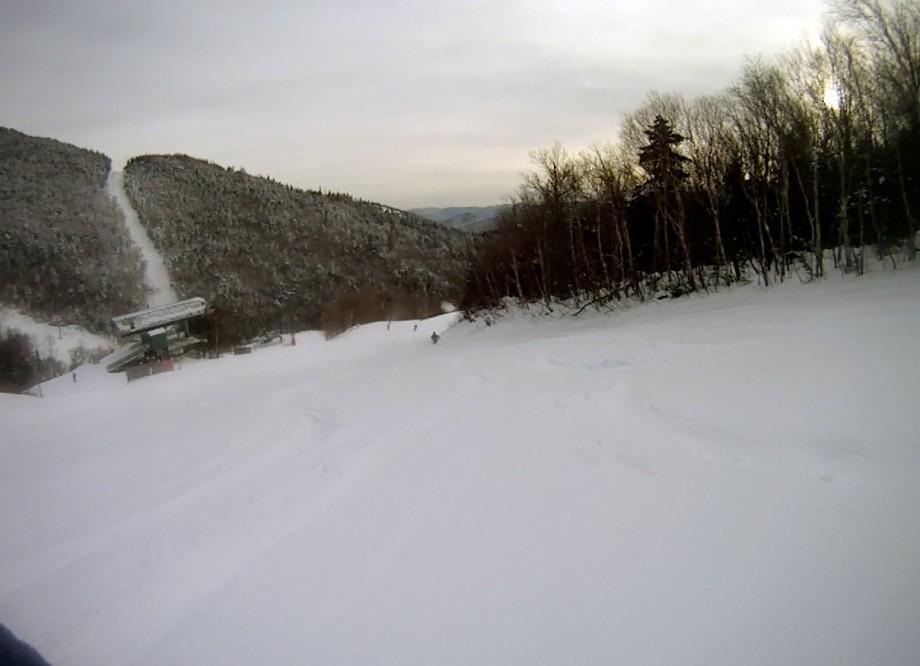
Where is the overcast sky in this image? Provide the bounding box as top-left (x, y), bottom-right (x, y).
top-left (0, 0), bottom-right (828, 208)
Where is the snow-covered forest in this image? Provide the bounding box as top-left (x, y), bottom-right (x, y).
top-left (0, 129), bottom-right (150, 390)
top-left (0, 128), bottom-right (147, 331)
top-left (123, 155), bottom-right (469, 342)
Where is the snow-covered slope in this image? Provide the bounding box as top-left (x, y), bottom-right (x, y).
top-left (106, 169), bottom-right (177, 307)
top-left (0, 308), bottom-right (113, 366)
top-left (1, 269), bottom-right (919, 665)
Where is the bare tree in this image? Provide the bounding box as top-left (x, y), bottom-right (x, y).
top-left (522, 143), bottom-right (584, 300)
top-left (834, 0), bottom-right (920, 258)
top-left (581, 144), bottom-right (642, 298)
top-left (685, 94), bottom-right (736, 284)
top-left (783, 42), bottom-right (831, 276)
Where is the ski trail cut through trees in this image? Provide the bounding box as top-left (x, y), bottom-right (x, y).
top-left (106, 169), bottom-right (178, 308)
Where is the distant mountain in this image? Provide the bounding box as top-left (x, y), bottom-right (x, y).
top-left (124, 155), bottom-right (470, 342)
top-left (411, 206), bottom-right (505, 233)
top-left (0, 127), bottom-right (147, 333)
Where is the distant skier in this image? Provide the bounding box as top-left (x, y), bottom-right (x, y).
top-left (430, 331), bottom-right (440, 345)
top-left (414, 324), bottom-right (418, 332)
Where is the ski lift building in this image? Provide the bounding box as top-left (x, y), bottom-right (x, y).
top-left (107, 297), bottom-right (209, 372)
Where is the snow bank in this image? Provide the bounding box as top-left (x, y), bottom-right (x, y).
top-left (1, 269), bottom-right (919, 665)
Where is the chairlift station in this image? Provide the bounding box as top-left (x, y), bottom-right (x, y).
top-left (107, 297), bottom-right (209, 373)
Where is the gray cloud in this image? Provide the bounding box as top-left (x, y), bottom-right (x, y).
top-left (0, 0), bottom-right (826, 207)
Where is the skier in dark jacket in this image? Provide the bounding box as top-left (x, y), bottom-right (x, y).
top-left (430, 331), bottom-right (440, 344)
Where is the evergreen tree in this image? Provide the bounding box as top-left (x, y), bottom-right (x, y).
top-left (639, 115), bottom-right (690, 186)
top-left (638, 115), bottom-right (695, 288)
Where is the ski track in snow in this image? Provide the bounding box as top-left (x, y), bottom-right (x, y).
top-left (106, 169), bottom-right (177, 307)
top-left (2, 271), bottom-right (920, 666)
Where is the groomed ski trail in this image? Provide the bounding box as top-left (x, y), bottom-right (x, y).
top-left (106, 168), bottom-right (177, 307)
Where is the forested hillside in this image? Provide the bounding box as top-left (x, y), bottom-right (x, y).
top-left (0, 128), bottom-right (147, 331)
top-left (124, 155), bottom-right (468, 342)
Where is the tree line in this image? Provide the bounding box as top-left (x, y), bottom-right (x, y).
top-left (462, 0), bottom-right (919, 312)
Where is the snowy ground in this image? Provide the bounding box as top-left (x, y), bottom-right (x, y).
top-left (106, 169), bottom-right (177, 308)
top-left (1, 269), bottom-right (919, 665)
top-left (0, 308), bottom-right (112, 367)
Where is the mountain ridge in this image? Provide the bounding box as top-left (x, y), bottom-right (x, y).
top-left (411, 205), bottom-right (504, 232)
